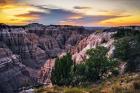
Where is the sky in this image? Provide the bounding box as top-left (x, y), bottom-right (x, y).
top-left (0, 0), bottom-right (140, 26)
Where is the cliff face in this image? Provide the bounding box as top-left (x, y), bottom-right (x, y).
top-left (71, 32), bottom-right (115, 63)
top-left (0, 48), bottom-right (33, 93)
top-left (0, 23), bottom-right (117, 92)
top-left (38, 32), bottom-right (116, 86)
top-left (0, 23), bottom-right (93, 93)
top-left (1, 24), bottom-right (139, 93)
top-left (0, 29), bottom-right (47, 69)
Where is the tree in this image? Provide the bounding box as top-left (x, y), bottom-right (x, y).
top-left (51, 53), bottom-right (73, 86)
top-left (51, 47), bottom-right (118, 86)
top-left (71, 63), bottom-right (87, 86)
top-left (85, 46), bottom-right (118, 81)
top-left (114, 29), bottom-right (140, 72)
top-left (114, 37), bottom-right (130, 60)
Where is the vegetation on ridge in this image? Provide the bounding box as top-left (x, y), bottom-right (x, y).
top-left (51, 53), bottom-right (73, 86)
top-left (51, 46), bottom-right (118, 86)
top-left (114, 28), bottom-right (140, 72)
top-left (35, 73), bottom-right (140, 93)
top-left (35, 28), bottom-right (140, 93)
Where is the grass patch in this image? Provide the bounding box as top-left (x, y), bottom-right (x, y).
top-left (64, 87), bottom-right (84, 93)
top-left (34, 73), bottom-right (140, 93)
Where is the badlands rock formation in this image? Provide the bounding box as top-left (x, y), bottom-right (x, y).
top-left (71, 32), bottom-right (115, 63)
top-left (0, 47), bottom-right (33, 93)
top-left (38, 32), bottom-right (116, 87)
top-left (0, 23), bottom-right (93, 93)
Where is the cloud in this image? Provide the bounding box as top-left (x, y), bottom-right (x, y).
top-left (19, 5), bottom-right (130, 26)
top-left (29, 4), bottom-right (50, 11)
top-left (16, 11), bottom-right (41, 18)
top-left (0, 0), bottom-right (17, 4)
top-left (99, 9), bottom-right (130, 16)
top-left (0, 0), bottom-right (6, 4)
top-left (74, 6), bottom-right (92, 9)
top-left (75, 15), bottom-right (127, 22)
top-left (0, 1), bottom-right (135, 26)
top-left (13, 8), bottom-right (79, 24)
top-left (0, 1), bottom-right (46, 25)
top-left (60, 14), bottom-right (130, 26)
top-left (14, 4), bottom-right (130, 26)
top-left (28, 8), bottom-right (84, 24)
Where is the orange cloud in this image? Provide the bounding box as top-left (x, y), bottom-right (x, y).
top-left (0, 1), bottom-right (45, 25)
top-left (59, 14), bottom-right (130, 26)
top-left (68, 15), bottom-right (83, 20)
top-left (59, 20), bottom-right (78, 26)
top-left (0, 0), bottom-right (16, 4)
top-left (0, 0), bottom-right (139, 26)
top-left (99, 15), bottom-right (140, 26)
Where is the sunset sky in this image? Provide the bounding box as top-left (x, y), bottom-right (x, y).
top-left (0, 0), bottom-right (140, 26)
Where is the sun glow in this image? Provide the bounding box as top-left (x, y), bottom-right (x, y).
top-left (100, 15), bottom-right (140, 26)
top-left (0, 4), bottom-right (44, 25)
top-left (0, 0), bottom-right (139, 26)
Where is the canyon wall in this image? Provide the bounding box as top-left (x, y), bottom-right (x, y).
top-left (0, 23), bottom-right (93, 93)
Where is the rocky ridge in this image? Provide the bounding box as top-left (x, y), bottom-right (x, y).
top-left (0, 23), bottom-right (93, 93)
top-left (71, 32), bottom-right (115, 63)
top-left (39, 32), bottom-right (116, 85)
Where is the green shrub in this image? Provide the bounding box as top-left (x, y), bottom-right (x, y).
top-left (114, 29), bottom-right (140, 72)
top-left (51, 53), bottom-right (73, 86)
top-left (85, 46), bottom-right (118, 81)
